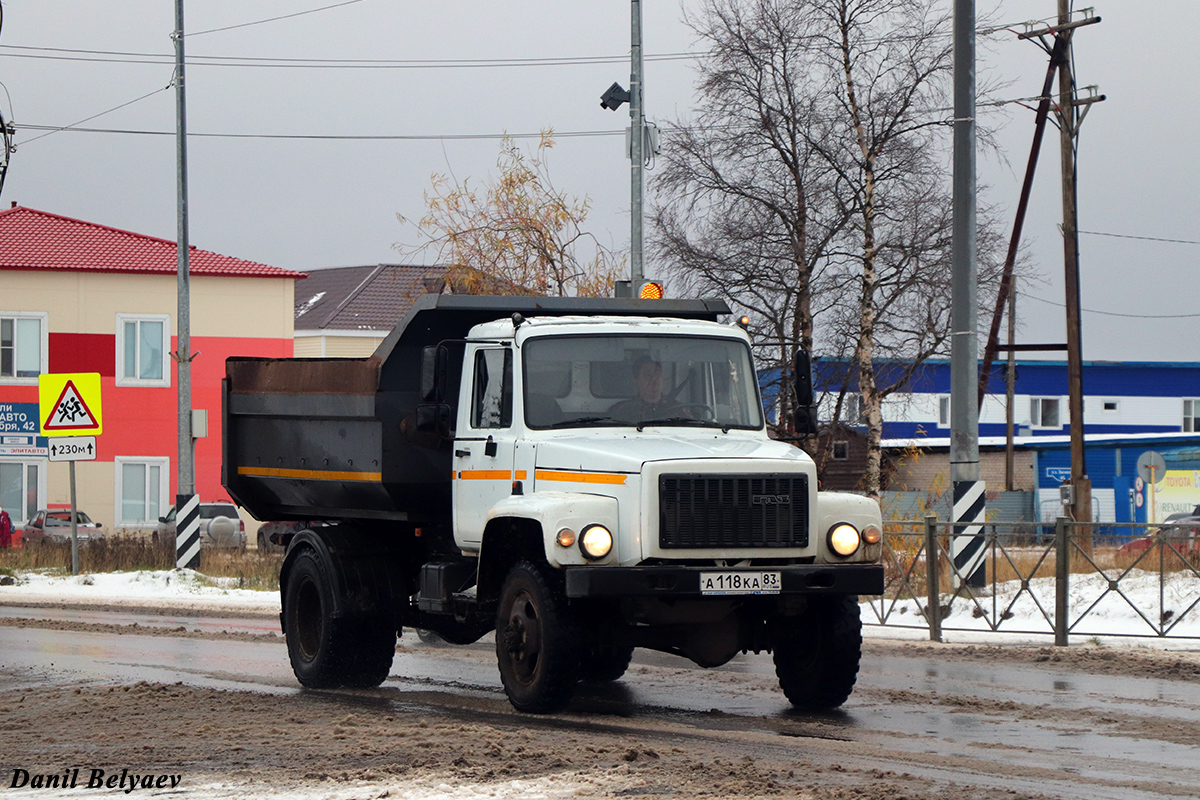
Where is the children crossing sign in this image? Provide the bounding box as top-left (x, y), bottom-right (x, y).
top-left (38, 373), bottom-right (103, 437)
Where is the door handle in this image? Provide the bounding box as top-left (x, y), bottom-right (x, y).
top-left (455, 449), bottom-right (470, 458)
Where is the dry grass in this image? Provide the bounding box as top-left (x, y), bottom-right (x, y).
top-left (0, 536), bottom-right (283, 591)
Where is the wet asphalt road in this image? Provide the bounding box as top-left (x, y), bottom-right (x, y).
top-left (3, 604), bottom-right (1199, 799)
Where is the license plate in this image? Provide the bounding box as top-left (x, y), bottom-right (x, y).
top-left (699, 571), bottom-right (782, 595)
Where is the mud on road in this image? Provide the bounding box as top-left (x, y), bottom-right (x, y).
top-left (4, 605), bottom-right (1200, 800)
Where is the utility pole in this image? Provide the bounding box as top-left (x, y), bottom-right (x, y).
top-left (949, 0), bottom-right (985, 587)
top-left (1058, 0), bottom-right (1091, 531)
top-left (173, 0), bottom-right (200, 570)
top-left (629, 0), bottom-right (645, 282)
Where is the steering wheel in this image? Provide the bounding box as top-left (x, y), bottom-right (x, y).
top-left (666, 403), bottom-right (715, 421)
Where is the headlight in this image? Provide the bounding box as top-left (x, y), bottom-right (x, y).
top-left (862, 524), bottom-right (883, 545)
top-left (579, 524), bottom-right (613, 560)
top-left (827, 523), bottom-right (861, 557)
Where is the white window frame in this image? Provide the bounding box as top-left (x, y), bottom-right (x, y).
top-left (937, 395), bottom-right (950, 428)
top-left (1102, 399), bottom-right (1119, 413)
top-left (116, 314), bottom-right (171, 388)
top-left (1030, 396), bottom-right (1062, 429)
top-left (114, 456), bottom-right (170, 528)
top-left (1185, 399), bottom-right (1200, 433)
top-left (0, 311), bottom-right (49, 385)
top-left (843, 394), bottom-right (865, 425)
top-left (832, 440), bottom-right (850, 460)
top-left (0, 459), bottom-right (45, 525)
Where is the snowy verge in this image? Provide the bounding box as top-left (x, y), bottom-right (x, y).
top-left (0, 569), bottom-right (280, 615)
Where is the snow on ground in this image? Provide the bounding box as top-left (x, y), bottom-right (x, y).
top-left (2, 566), bottom-right (1199, 648)
top-left (867, 567), bottom-right (1200, 637)
top-left (0, 569), bottom-right (281, 614)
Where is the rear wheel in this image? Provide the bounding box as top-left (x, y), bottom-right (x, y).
top-left (773, 595), bottom-right (862, 710)
top-left (580, 643), bottom-right (634, 683)
top-left (339, 616), bottom-right (397, 688)
top-left (283, 548), bottom-right (395, 689)
top-left (495, 560), bottom-right (579, 713)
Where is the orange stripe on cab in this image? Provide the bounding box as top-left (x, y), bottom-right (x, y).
top-left (535, 470), bottom-right (627, 485)
top-left (458, 470), bottom-right (514, 481)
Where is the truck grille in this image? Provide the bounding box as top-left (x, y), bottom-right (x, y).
top-left (658, 474), bottom-right (809, 549)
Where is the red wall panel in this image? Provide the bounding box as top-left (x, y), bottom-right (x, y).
top-left (91, 335), bottom-right (294, 506)
top-left (48, 333), bottom-right (116, 376)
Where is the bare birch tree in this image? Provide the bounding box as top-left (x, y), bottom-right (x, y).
top-left (651, 0), bottom-right (852, 443)
top-left (654, 0), bottom-right (1003, 495)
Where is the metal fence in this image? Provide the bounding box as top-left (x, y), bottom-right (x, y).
top-left (865, 517), bottom-right (1200, 644)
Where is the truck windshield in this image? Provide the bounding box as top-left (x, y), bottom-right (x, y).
top-left (523, 334), bottom-right (763, 430)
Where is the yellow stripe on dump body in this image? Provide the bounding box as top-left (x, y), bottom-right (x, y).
top-left (535, 470), bottom-right (627, 485)
top-left (238, 466), bottom-right (382, 482)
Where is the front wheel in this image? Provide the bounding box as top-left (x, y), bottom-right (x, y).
top-left (495, 560), bottom-right (579, 713)
top-left (773, 595), bottom-right (862, 710)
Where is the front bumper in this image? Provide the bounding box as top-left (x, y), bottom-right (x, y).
top-left (564, 563), bottom-right (884, 598)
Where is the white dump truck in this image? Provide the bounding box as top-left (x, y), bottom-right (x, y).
top-left (223, 295), bottom-right (883, 713)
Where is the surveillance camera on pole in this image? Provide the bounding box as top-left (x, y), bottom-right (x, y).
top-left (600, 82), bottom-right (630, 111)
top-left (600, 0), bottom-right (647, 283)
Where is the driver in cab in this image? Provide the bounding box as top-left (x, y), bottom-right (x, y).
top-left (609, 356), bottom-right (684, 422)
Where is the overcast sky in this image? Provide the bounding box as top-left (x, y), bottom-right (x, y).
top-left (1, 0), bottom-right (1196, 362)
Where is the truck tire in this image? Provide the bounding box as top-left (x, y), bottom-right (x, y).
top-left (495, 560), bottom-right (580, 713)
top-left (283, 548), bottom-right (396, 689)
top-left (773, 595), bottom-right (862, 710)
top-left (339, 617), bottom-right (397, 688)
top-left (580, 643), bottom-right (634, 683)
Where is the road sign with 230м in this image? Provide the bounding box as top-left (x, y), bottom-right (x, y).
top-left (48, 436), bottom-right (97, 462)
top-left (38, 373), bottom-right (103, 437)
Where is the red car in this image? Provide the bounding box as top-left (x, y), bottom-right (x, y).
top-left (21, 509), bottom-right (105, 547)
top-left (1119, 518), bottom-right (1200, 555)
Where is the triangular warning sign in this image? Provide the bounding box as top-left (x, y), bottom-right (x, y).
top-left (43, 380), bottom-right (101, 432)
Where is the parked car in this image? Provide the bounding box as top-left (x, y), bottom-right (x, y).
top-left (255, 520), bottom-right (318, 552)
top-left (1119, 517), bottom-right (1200, 556)
top-left (156, 502), bottom-right (246, 549)
top-left (21, 509), bottom-right (105, 546)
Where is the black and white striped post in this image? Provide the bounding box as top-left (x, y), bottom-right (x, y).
top-left (175, 494), bottom-right (201, 570)
top-left (951, 480), bottom-right (986, 588)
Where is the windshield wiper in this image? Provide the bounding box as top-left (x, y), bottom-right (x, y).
top-left (548, 415), bottom-right (621, 428)
top-left (636, 417), bottom-right (722, 431)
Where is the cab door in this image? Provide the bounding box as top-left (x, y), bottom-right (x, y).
top-left (453, 346), bottom-right (517, 548)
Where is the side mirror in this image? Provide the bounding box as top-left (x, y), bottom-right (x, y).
top-left (95, 522), bottom-right (103, 528)
top-left (158, 517), bottom-right (167, 523)
top-left (792, 347), bottom-right (819, 435)
top-left (414, 404), bottom-right (453, 438)
top-left (421, 345), bottom-right (449, 402)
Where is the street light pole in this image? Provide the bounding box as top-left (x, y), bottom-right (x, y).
top-left (949, 0), bottom-right (985, 587)
top-left (173, 0), bottom-right (200, 570)
top-left (629, 0), bottom-right (645, 282)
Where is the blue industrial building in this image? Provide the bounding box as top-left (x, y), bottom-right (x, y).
top-left (768, 359), bottom-right (1200, 523)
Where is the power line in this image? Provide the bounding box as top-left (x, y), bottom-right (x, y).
top-left (0, 44), bottom-right (696, 69)
top-left (1024, 293), bottom-right (1200, 320)
top-left (1079, 230), bottom-right (1200, 246)
top-left (17, 85), bottom-right (171, 145)
top-left (0, 15), bottom-right (1037, 71)
top-left (12, 122), bottom-right (624, 142)
top-left (187, 0), bottom-right (365, 37)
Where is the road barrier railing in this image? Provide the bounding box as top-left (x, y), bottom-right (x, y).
top-left (865, 516), bottom-right (1200, 644)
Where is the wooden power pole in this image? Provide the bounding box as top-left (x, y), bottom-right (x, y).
top-left (1054, 1), bottom-right (1104, 530)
